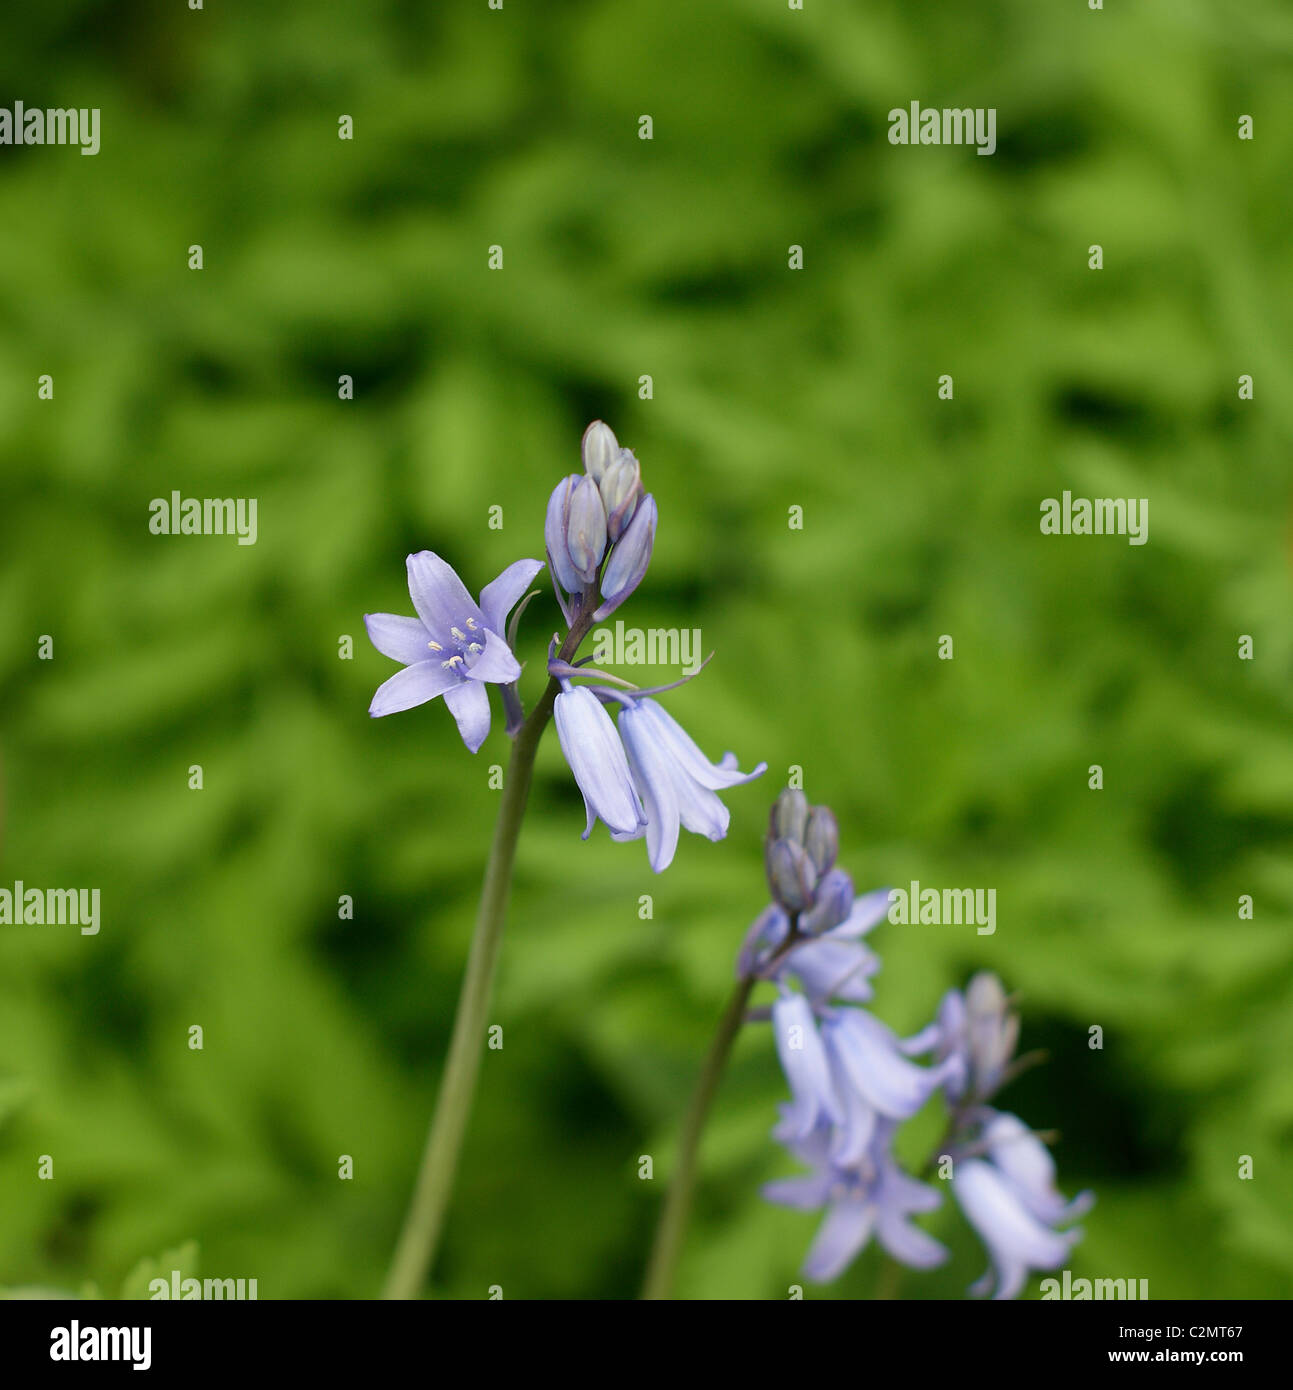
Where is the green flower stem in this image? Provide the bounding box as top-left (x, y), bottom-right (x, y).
top-left (382, 600), bottom-right (596, 1301)
top-left (641, 973), bottom-right (757, 1300)
top-left (873, 1256), bottom-right (904, 1300)
top-left (381, 677), bottom-right (558, 1300)
top-left (642, 917), bottom-right (809, 1300)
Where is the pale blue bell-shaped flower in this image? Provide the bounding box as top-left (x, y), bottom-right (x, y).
top-left (365, 551), bottom-right (542, 752)
top-left (553, 685), bottom-right (645, 839)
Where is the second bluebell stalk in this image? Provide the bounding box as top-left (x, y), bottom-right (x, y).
top-left (746, 789), bottom-right (1093, 1297)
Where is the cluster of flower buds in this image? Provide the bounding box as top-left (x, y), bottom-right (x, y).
top-left (763, 789), bottom-right (849, 932)
top-left (934, 971), bottom-right (1022, 1104)
top-left (545, 421), bottom-right (657, 626)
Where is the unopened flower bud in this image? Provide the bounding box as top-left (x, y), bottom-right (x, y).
top-left (581, 420), bottom-right (619, 483)
top-left (768, 788), bottom-right (809, 848)
top-left (803, 806), bottom-right (838, 877)
top-left (966, 971), bottom-right (1007, 1019)
top-left (566, 475), bottom-right (608, 583)
top-left (766, 837), bottom-right (817, 913)
top-left (600, 449), bottom-right (641, 542)
top-left (544, 475), bottom-right (583, 596)
top-left (800, 867), bottom-right (853, 934)
top-left (594, 493), bottom-right (656, 619)
top-left (963, 972), bottom-right (1019, 1099)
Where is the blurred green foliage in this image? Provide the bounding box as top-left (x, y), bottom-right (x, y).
top-left (1, 0), bottom-right (1291, 1299)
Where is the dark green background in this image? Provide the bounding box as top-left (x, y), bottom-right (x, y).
top-left (1, 0), bottom-right (1290, 1299)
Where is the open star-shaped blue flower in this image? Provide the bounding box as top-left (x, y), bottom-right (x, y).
top-left (364, 551), bottom-right (542, 751)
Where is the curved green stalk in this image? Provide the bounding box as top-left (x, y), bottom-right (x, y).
top-left (641, 974), bottom-right (757, 1300)
top-left (381, 679), bottom-right (558, 1300)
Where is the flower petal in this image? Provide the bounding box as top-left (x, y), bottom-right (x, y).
top-left (953, 1159), bottom-right (1081, 1300)
top-left (762, 1173), bottom-right (833, 1211)
top-left (369, 660), bottom-right (460, 718)
top-left (873, 1145), bottom-right (939, 1267)
top-left (791, 940), bottom-right (879, 1006)
top-left (638, 699), bottom-right (766, 791)
top-left (674, 775), bottom-right (731, 841)
top-left (875, 1206), bottom-right (949, 1270)
top-left (982, 1112), bottom-right (1095, 1226)
top-left (406, 551), bottom-right (483, 637)
top-left (882, 1159), bottom-right (942, 1215)
top-left (544, 476), bottom-right (583, 595)
top-left (554, 687), bottom-right (643, 836)
top-left (800, 868), bottom-right (854, 934)
top-left (364, 612), bottom-right (433, 666)
top-left (595, 493), bottom-right (656, 619)
top-left (618, 703), bottom-right (681, 872)
top-left (465, 628), bottom-right (522, 685)
top-left (897, 1021), bottom-right (943, 1056)
top-left (822, 1010), bottom-right (951, 1121)
top-left (772, 993), bottom-right (842, 1139)
top-left (802, 1200), bottom-right (876, 1283)
top-left (736, 903), bottom-right (788, 978)
top-left (823, 887), bottom-right (892, 941)
top-left (443, 678), bottom-right (491, 752)
top-left (826, 1055), bottom-right (878, 1167)
top-left (479, 558), bottom-right (544, 637)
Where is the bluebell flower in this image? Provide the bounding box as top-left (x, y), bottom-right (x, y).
top-left (737, 887), bottom-right (890, 1004)
top-left (927, 972), bottom-right (1020, 1103)
top-left (553, 684), bottom-right (645, 839)
top-left (744, 792), bottom-right (1096, 1297)
top-left (771, 992), bottom-right (843, 1139)
top-left (781, 932), bottom-right (882, 1009)
top-left (761, 997), bottom-right (961, 1276)
top-left (365, 552), bottom-right (543, 751)
top-left (764, 1119), bottom-right (948, 1282)
top-left (543, 422), bottom-right (757, 865)
top-left (746, 814), bottom-right (969, 1278)
top-left (952, 1114), bottom-right (1092, 1300)
top-left (756, 900), bottom-right (961, 1162)
top-left (612, 696), bottom-right (766, 872)
top-left (977, 1111), bottom-right (1094, 1227)
top-left (818, 1008), bottom-right (964, 1158)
